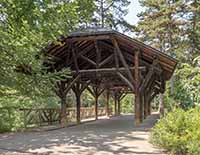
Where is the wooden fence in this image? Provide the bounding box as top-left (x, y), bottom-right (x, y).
top-left (0, 107), bottom-right (112, 128)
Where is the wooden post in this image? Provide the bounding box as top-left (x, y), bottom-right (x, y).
top-left (87, 85), bottom-right (104, 120)
top-left (23, 110), bottom-right (27, 128)
top-left (95, 92), bottom-right (98, 120)
top-left (147, 95), bottom-right (151, 115)
top-left (144, 93), bottom-right (148, 119)
top-left (117, 96), bottom-right (121, 115)
top-left (76, 93), bottom-right (81, 124)
top-left (106, 89), bottom-right (110, 117)
top-left (134, 50), bottom-right (142, 125)
top-left (114, 91), bottom-right (117, 115)
top-left (72, 82), bottom-right (89, 124)
top-left (159, 93), bottom-right (164, 116)
top-left (140, 92), bottom-right (144, 120)
top-left (60, 95), bottom-right (67, 127)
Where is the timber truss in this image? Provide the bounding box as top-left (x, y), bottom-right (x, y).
top-left (43, 28), bottom-right (178, 125)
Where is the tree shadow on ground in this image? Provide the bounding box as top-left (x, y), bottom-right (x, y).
top-left (0, 114), bottom-right (163, 155)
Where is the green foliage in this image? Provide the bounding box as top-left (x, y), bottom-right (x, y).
top-left (150, 107), bottom-right (200, 155)
top-left (136, 0), bottom-right (200, 110)
top-left (121, 95), bottom-right (134, 113)
top-left (0, 0), bottom-right (95, 99)
top-left (91, 0), bottom-right (133, 32)
top-left (0, 108), bottom-right (23, 133)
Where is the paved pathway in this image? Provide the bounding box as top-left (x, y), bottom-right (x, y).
top-left (0, 114), bottom-right (165, 155)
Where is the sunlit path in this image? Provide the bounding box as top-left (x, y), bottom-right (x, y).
top-left (0, 114), bottom-right (165, 155)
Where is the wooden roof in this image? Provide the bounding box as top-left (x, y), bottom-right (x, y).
top-left (43, 28), bottom-right (178, 93)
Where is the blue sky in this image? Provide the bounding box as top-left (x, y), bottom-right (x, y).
top-left (125, 0), bottom-right (144, 25)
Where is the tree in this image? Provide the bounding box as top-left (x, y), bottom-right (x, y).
top-left (134, 0), bottom-right (187, 109)
top-left (0, 0), bottom-right (95, 98)
top-left (135, 0), bottom-right (200, 108)
top-left (91, 0), bottom-right (133, 32)
top-left (184, 0), bottom-right (200, 63)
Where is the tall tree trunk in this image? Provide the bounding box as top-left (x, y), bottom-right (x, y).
top-left (100, 0), bottom-right (104, 28)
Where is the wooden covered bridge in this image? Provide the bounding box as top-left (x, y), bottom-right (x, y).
top-left (43, 28), bottom-right (177, 126)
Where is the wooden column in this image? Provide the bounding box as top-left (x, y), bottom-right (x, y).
top-left (140, 92), bottom-right (144, 120)
top-left (60, 95), bottom-right (67, 127)
top-left (114, 91), bottom-right (118, 115)
top-left (106, 89), bottom-right (110, 117)
top-left (87, 85), bottom-right (104, 120)
top-left (54, 81), bottom-right (68, 127)
top-left (134, 50), bottom-right (142, 125)
top-left (95, 89), bottom-right (98, 120)
top-left (72, 81), bottom-right (89, 124)
top-left (146, 92), bottom-right (151, 116)
top-left (147, 99), bottom-right (151, 115)
top-left (143, 92), bottom-right (148, 119)
top-left (72, 83), bottom-right (82, 124)
top-left (76, 93), bottom-right (81, 124)
top-left (159, 93), bottom-right (164, 116)
top-left (117, 96), bottom-right (121, 115)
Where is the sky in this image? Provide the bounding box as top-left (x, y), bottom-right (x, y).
top-left (125, 0), bottom-right (144, 25)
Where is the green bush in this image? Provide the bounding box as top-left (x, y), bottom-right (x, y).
top-left (0, 108), bottom-right (24, 133)
top-left (150, 107), bottom-right (200, 155)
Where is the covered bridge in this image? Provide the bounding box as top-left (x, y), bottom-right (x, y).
top-left (43, 28), bottom-right (177, 126)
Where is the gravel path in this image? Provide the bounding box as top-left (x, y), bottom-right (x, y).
top-left (0, 114), bottom-right (166, 155)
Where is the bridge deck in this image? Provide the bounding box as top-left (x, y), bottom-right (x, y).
top-left (0, 114), bottom-right (166, 155)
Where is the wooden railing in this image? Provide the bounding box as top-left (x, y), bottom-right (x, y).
top-left (0, 107), bottom-right (112, 128)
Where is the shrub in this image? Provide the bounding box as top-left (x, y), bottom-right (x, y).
top-left (0, 108), bottom-right (23, 133)
top-left (150, 107), bottom-right (200, 155)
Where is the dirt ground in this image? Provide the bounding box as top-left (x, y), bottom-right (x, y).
top-left (0, 114), bottom-right (166, 155)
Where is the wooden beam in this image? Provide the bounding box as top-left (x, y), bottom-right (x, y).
top-left (120, 93), bottom-right (127, 101)
top-left (68, 35), bottom-right (110, 41)
top-left (94, 40), bottom-right (101, 68)
top-left (87, 85), bottom-right (104, 120)
top-left (71, 67), bottom-right (145, 74)
top-left (64, 74), bottom-right (81, 94)
top-left (117, 72), bottom-right (134, 91)
top-left (99, 54), bottom-right (113, 67)
top-left (111, 38), bottom-right (135, 86)
top-left (87, 86), bottom-right (95, 97)
top-left (139, 59), bottom-right (159, 92)
top-left (80, 55), bottom-right (97, 66)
